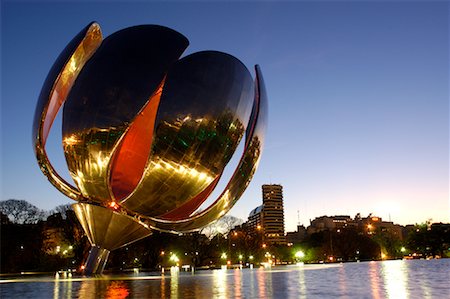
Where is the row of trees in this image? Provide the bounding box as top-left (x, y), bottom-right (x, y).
top-left (290, 224), bottom-right (450, 263)
top-left (1, 199), bottom-right (449, 273)
top-left (0, 199), bottom-right (246, 272)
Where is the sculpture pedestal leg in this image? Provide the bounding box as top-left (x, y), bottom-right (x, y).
top-left (83, 245), bottom-right (110, 275)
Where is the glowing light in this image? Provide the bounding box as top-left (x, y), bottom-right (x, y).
top-left (170, 253), bottom-right (179, 263)
top-left (109, 201), bottom-right (119, 210)
top-left (63, 135), bottom-right (79, 146)
top-left (295, 251), bottom-right (305, 259)
top-left (221, 253), bottom-right (227, 259)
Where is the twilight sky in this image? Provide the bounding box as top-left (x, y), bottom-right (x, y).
top-left (1, 1), bottom-right (448, 232)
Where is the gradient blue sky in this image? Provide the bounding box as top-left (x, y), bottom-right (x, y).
top-left (1, 1), bottom-right (448, 231)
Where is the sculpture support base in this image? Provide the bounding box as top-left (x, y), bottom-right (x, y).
top-left (83, 245), bottom-right (110, 275)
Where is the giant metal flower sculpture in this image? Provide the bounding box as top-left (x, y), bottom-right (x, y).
top-left (33, 22), bottom-right (267, 274)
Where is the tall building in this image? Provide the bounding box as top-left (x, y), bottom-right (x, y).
top-left (261, 184), bottom-right (286, 245)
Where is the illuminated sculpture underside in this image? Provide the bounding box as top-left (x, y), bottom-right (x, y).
top-left (33, 22), bottom-right (267, 274)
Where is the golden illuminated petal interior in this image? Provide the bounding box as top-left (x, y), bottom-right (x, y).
top-left (33, 22), bottom-right (102, 200)
top-left (159, 176), bottom-right (221, 220)
top-left (120, 52), bottom-right (254, 217)
top-left (62, 25), bottom-right (189, 204)
top-left (148, 65), bottom-right (267, 232)
top-left (109, 79), bottom-right (164, 201)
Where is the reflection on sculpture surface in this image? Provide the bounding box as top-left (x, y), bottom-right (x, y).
top-left (33, 22), bottom-right (267, 274)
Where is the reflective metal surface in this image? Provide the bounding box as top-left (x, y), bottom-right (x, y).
top-left (62, 25), bottom-right (189, 203)
top-left (83, 245), bottom-right (110, 275)
top-left (72, 203), bottom-right (151, 251)
top-left (33, 22), bottom-right (102, 201)
top-left (34, 22), bottom-right (268, 271)
top-left (120, 51), bottom-right (254, 218)
top-left (148, 65), bottom-right (267, 232)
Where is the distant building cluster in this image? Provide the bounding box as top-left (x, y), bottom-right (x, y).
top-left (286, 213), bottom-right (405, 245)
top-left (237, 183), bottom-right (413, 247)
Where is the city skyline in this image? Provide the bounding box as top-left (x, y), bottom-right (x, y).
top-left (1, 1), bottom-right (448, 232)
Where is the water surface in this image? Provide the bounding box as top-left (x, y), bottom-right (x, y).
top-left (1, 259), bottom-right (449, 298)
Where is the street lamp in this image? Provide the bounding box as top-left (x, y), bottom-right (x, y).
top-left (295, 250), bottom-right (305, 260)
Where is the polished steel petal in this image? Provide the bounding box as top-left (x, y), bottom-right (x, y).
top-left (62, 26), bottom-right (189, 203)
top-left (33, 22), bottom-right (102, 200)
top-left (72, 203), bottom-right (152, 251)
top-left (120, 51), bottom-right (255, 217)
top-left (147, 65), bottom-right (267, 232)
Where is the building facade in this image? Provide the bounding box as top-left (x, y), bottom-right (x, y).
top-left (261, 184), bottom-right (286, 245)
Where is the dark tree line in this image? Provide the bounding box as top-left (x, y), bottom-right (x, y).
top-left (1, 207), bottom-right (88, 273)
top-left (406, 223), bottom-right (450, 257)
top-left (296, 228), bottom-right (381, 262)
top-left (1, 199), bottom-right (449, 273)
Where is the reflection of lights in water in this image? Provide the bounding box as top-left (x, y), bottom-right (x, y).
top-left (234, 268), bottom-right (242, 297)
top-left (106, 281), bottom-right (129, 299)
top-left (298, 267), bottom-right (306, 296)
top-left (382, 260), bottom-right (408, 299)
top-left (213, 269), bottom-right (227, 298)
top-left (170, 267), bottom-right (179, 299)
top-left (369, 261), bottom-right (382, 299)
top-left (337, 266), bottom-right (348, 295)
top-left (53, 281), bottom-right (59, 299)
top-left (62, 278), bottom-right (73, 298)
top-left (257, 269), bottom-right (273, 298)
top-left (160, 273), bottom-right (166, 297)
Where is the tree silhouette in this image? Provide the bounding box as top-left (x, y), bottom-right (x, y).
top-left (0, 199), bottom-right (47, 224)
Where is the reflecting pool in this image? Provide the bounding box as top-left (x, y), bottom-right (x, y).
top-left (1, 259), bottom-right (449, 298)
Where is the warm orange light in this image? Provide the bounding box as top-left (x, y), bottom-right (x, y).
top-left (80, 265), bottom-right (86, 270)
top-left (262, 244), bottom-right (266, 248)
top-left (109, 201), bottom-right (120, 210)
top-left (227, 260), bottom-right (231, 265)
top-left (371, 217), bottom-right (379, 222)
top-left (329, 256), bottom-right (334, 262)
top-left (257, 225), bottom-right (261, 230)
top-left (234, 232), bottom-right (238, 236)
